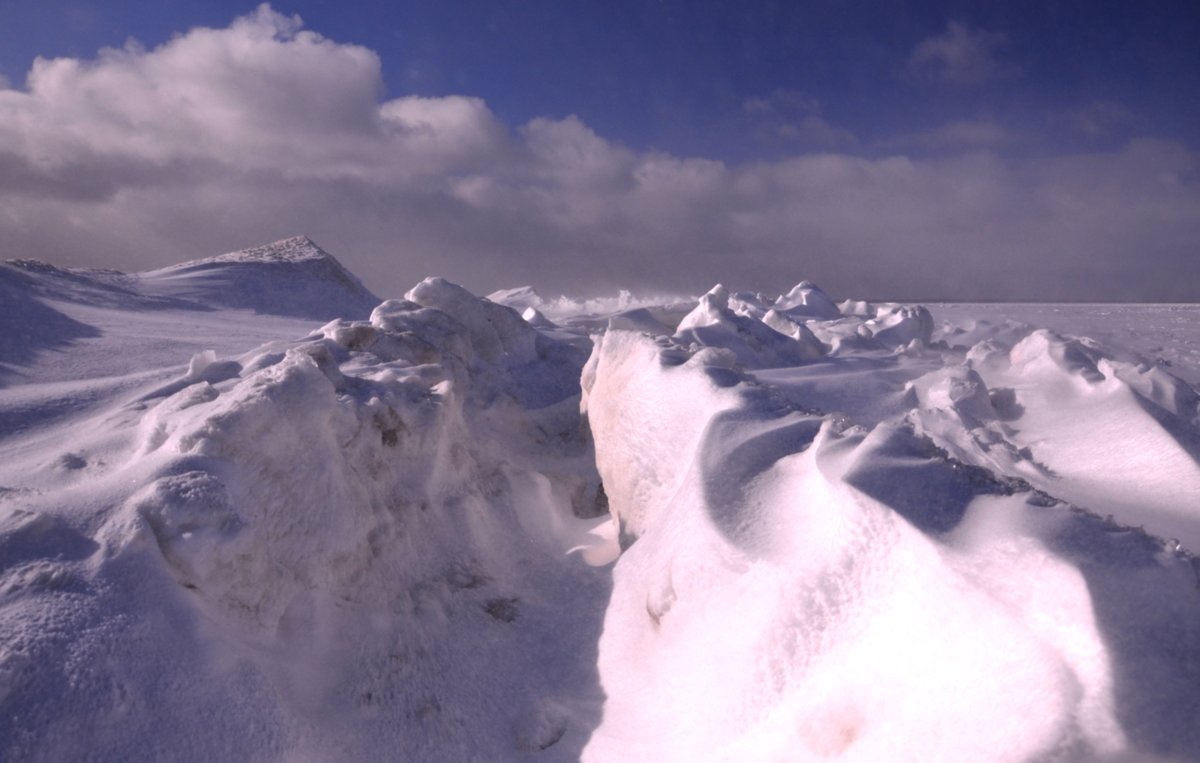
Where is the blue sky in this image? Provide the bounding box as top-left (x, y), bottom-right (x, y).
top-left (1, 2), bottom-right (1198, 299)
top-left (4, 0), bottom-right (1197, 158)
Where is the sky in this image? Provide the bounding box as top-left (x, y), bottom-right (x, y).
top-left (1, 1), bottom-right (1198, 300)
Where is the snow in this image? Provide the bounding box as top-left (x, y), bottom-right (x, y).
top-left (583, 300), bottom-right (1200, 761)
top-left (138, 236), bottom-right (380, 320)
top-left (672, 285), bottom-right (822, 369)
top-left (1, 244), bottom-right (1199, 761)
top-left (487, 285), bottom-right (546, 312)
top-left (773, 281), bottom-right (842, 319)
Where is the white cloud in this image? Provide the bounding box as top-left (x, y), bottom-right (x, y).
top-left (379, 95), bottom-right (509, 171)
top-left (907, 21), bottom-right (1019, 85)
top-left (521, 116), bottom-right (636, 188)
top-left (0, 6), bottom-right (1197, 301)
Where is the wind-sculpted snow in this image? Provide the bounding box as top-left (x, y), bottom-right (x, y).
top-left (906, 329), bottom-right (1200, 550)
top-left (0, 277), bottom-right (613, 760)
top-left (1, 259), bottom-right (1199, 761)
top-left (772, 280), bottom-right (843, 320)
top-left (582, 289), bottom-right (1200, 761)
top-left (672, 285), bottom-right (825, 369)
top-left (0, 264), bottom-right (103, 383)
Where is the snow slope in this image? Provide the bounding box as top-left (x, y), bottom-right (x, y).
top-left (932, 302), bottom-right (1200, 386)
top-left (1, 265), bottom-right (614, 760)
top-left (137, 236), bottom-right (380, 320)
top-left (582, 293), bottom-right (1200, 761)
top-left (1, 247), bottom-right (1199, 761)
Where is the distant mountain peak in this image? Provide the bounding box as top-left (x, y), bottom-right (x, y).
top-left (136, 236), bottom-right (380, 320)
top-left (197, 235), bottom-right (335, 267)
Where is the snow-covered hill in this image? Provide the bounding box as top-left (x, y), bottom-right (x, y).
top-left (1, 247), bottom-right (1198, 761)
top-left (3, 236), bottom-right (379, 325)
top-left (137, 236), bottom-right (380, 320)
top-left (0, 236), bottom-right (380, 389)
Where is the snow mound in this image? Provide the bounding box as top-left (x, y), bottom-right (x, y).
top-left (138, 236), bottom-right (379, 320)
top-left (671, 285), bottom-right (823, 369)
top-left (865, 304), bottom-right (935, 348)
top-left (3, 279), bottom-right (613, 760)
top-left (774, 280), bottom-right (842, 319)
top-left (403, 277), bottom-right (537, 365)
top-left (761, 309), bottom-right (827, 357)
top-left (838, 298), bottom-right (875, 317)
top-left (486, 285), bottom-right (544, 311)
top-left (908, 329), bottom-right (1200, 550)
top-left (582, 321), bottom-right (1200, 761)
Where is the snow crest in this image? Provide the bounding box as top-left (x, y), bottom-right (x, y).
top-left (581, 290), bottom-right (1200, 761)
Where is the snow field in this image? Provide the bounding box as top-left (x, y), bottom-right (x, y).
top-left (1, 241), bottom-right (1199, 761)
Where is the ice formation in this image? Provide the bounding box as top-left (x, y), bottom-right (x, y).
top-left (1, 248), bottom-right (1199, 762)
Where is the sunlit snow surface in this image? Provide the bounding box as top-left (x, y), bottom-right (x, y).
top-left (2, 243), bottom-right (1199, 762)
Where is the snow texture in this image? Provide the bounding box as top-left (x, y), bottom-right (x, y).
top-left (1, 247), bottom-right (1199, 762)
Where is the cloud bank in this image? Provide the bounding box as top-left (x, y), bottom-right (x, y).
top-left (1, 5), bottom-right (1198, 300)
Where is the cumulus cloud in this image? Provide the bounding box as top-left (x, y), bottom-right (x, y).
top-left (0, 5), bottom-right (1198, 301)
top-left (907, 21), bottom-right (1019, 85)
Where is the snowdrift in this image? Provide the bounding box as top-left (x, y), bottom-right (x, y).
top-left (582, 302), bottom-right (1200, 761)
top-left (1, 254), bottom-right (1199, 762)
top-left (137, 236), bottom-right (381, 320)
top-left (1, 276), bottom-right (613, 760)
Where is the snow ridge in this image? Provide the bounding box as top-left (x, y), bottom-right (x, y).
top-left (136, 236), bottom-right (380, 320)
top-left (582, 290), bottom-right (1200, 761)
